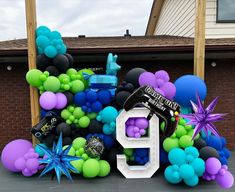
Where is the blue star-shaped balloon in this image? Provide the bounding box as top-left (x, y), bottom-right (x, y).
top-left (180, 93), bottom-right (226, 140)
top-left (36, 133), bottom-right (80, 183)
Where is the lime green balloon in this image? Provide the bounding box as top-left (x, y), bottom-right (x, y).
top-left (68, 106), bottom-right (75, 113)
top-left (71, 159), bottom-right (84, 173)
top-left (179, 135), bottom-right (194, 148)
top-left (170, 132), bottom-right (177, 138)
top-left (75, 150), bottom-right (81, 156)
top-left (123, 148), bottom-right (134, 156)
top-left (163, 137), bottom-right (179, 152)
top-left (39, 74), bottom-right (47, 82)
top-left (98, 160), bottom-right (110, 177)
top-left (130, 156), bottom-right (135, 161)
top-left (58, 74), bottom-right (70, 83)
top-left (78, 116), bottom-right (90, 128)
top-left (61, 109), bottom-right (71, 120)
top-left (26, 69), bottom-right (43, 87)
top-left (77, 69), bottom-right (94, 88)
top-left (73, 107), bottom-right (85, 119)
top-left (79, 147), bottom-right (85, 155)
top-left (87, 112), bottom-right (97, 120)
top-left (62, 145), bottom-right (76, 156)
top-left (43, 76), bottom-right (60, 92)
top-left (72, 137), bottom-right (87, 150)
top-left (160, 121), bottom-right (165, 132)
top-left (66, 68), bottom-right (77, 77)
top-left (82, 153), bottom-right (89, 160)
top-left (70, 80), bottom-right (84, 93)
top-left (187, 129), bottom-right (200, 139)
top-left (179, 118), bottom-right (186, 125)
top-left (175, 125), bottom-right (187, 138)
top-left (185, 125), bottom-right (193, 131)
top-left (82, 159), bottom-right (100, 178)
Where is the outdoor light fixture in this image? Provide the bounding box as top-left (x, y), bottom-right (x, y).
top-left (7, 65), bottom-right (12, 71)
top-left (211, 61), bottom-right (217, 67)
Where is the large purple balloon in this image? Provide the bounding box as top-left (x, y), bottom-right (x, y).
top-left (138, 72), bottom-right (157, 87)
top-left (160, 82), bottom-right (176, 99)
top-left (206, 157), bottom-right (221, 175)
top-left (55, 93), bottom-right (67, 109)
top-left (126, 125), bottom-right (135, 137)
top-left (155, 70), bottom-right (170, 82)
top-left (39, 91), bottom-right (57, 110)
top-left (154, 87), bottom-right (165, 96)
top-left (135, 118), bottom-right (149, 129)
top-left (216, 169), bottom-right (234, 189)
top-left (1, 139), bottom-right (33, 172)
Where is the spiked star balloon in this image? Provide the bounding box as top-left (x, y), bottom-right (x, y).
top-left (180, 93), bottom-right (225, 140)
top-left (36, 133), bottom-right (80, 183)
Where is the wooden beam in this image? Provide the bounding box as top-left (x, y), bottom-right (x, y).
top-left (194, 0), bottom-right (206, 80)
top-left (146, 0), bottom-right (165, 36)
top-left (25, 0), bottom-right (40, 146)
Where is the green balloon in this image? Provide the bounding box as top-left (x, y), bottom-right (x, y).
top-left (66, 68), bottom-right (77, 78)
top-left (98, 160), bottom-right (110, 177)
top-left (61, 109), bottom-right (71, 120)
top-left (163, 137), bottom-right (179, 152)
top-left (123, 148), bottom-right (134, 156)
top-left (62, 145), bottom-right (76, 156)
top-left (187, 130), bottom-right (200, 139)
top-left (175, 125), bottom-right (187, 138)
top-left (72, 137), bottom-right (87, 150)
top-left (77, 69), bottom-right (94, 89)
top-left (179, 135), bottom-right (194, 148)
top-left (87, 112), bottom-right (97, 120)
top-left (43, 76), bottom-right (60, 92)
top-left (179, 118), bottom-right (186, 125)
top-left (160, 121), bottom-right (165, 132)
top-left (71, 159), bottom-right (84, 173)
top-left (26, 69), bottom-right (43, 87)
top-left (70, 80), bottom-right (84, 93)
top-left (73, 107), bottom-right (85, 119)
top-left (78, 116), bottom-right (90, 128)
top-left (58, 74), bottom-right (70, 83)
top-left (82, 159), bottom-right (100, 178)
top-left (185, 125), bottom-right (193, 131)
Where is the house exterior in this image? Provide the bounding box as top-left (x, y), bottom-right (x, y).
top-left (146, 0), bottom-right (235, 38)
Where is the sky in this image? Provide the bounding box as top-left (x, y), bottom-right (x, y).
top-left (0, 0), bottom-right (153, 41)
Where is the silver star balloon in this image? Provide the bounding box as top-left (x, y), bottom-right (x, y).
top-left (180, 93), bottom-right (226, 140)
top-left (36, 133), bottom-right (80, 183)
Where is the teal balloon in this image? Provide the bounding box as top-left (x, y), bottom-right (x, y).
top-left (179, 164), bottom-right (195, 180)
top-left (36, 26), bottom-right (50, 37)
top-left (184, 174), bottom-right (199, 187)
top-left (35, 144), bottom-right (46, 156)
top-left (38, 47), bottom-right (43, 54)
top-left (190, 158), bottom-right (205, 176)
top-left (49, 31), bottom-right (62, 40)
top-left (58, 44), bottom-right (67, 54)
top-left (44, 45), bottom-right (57, 58)
top-left (168, 148), bottom-right (186, 165)
top-left (164, 166), bottom-right (182, 184)
top-left (36, 35), bottom-right (50, 49)
top-left (185, 146), bottom-right (199, 158)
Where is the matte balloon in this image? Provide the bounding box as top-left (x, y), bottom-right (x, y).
top-left (184, 174), bottom-right (199, 187)
top-left (36, 35), bottom-right (50, 49)
top-left (206, 157), bottom-right (221, 175)
top-left (193, 138), bottom-right (207, 150)
top-left (98, 90), bottom-right (112, 105)
top-left (160, 82), bottom-right (176, 99)
top-left (55, 93), bottom-right (67, 109)
top-left (216, 169), bottom-right (234, 189)
top-left (26, 69), bottom-right (43, 87)
top-left (78, 116), bottom-right (90, 128)
top-left (49, 31), bottom-right (62, 40)
top-left (138, 72), bottom-right (157, 87)
top-left (155, 70), bottom-right (170, 82)
top-left (72, 137), bottom-right (87, 150)
top-left (70, 80), bottom-right (84, 93)
top-left (124, 68), bottom-right (146, 87)
top-left (82, 159), bottom-right (100, 178)
top-left (39, 92), bottom-right (57, 110)
top-left (65, 53), bottom-right (74, 68)
top-left (58, 44), bottom-right (67, 54)
top-left (154, 88), bottom-right (165, 96)
top-left (45, 66), bottom-right (59, 76)
top-left (98, 160), bottom-right (110, 177)
top-left (135, 118), bottom-right (149, 129)
top-left (56, 122), bottom-right (71, 137)
top-left (199, 146), bottom-right (220, 161)
top-left (115, 91), bottom-right (131, 108)
top-left (36, 54), bottom-right (52, 70)
top-left (168, 148), bottom-right (186, 165)
top-left (43, 76), bottom-right (61, 92)
top-left (63, 92), bottom-right (74, 105)
top-left (179, 164), bottom-right (195, 180)
top-left (53, 54), bottom-right (69, 73)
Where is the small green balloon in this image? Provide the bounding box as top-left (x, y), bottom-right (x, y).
top-left (179, 118), bottom-right (186, 125)
top-left (175, 125), bottom-right (187, 138)
top-left (179, 135), bottom-right (194, 148)
top-left (70, 80), bottom-right (84, 93)
top-left (39, 74), bottom-right (47, 82)
top-left (163, 137), bottom-right (179, 152)
top-left (58, 74), bottom-right (70, 83)
top-left (98, 160), bottom-right (110, 177)
top-left (187, 130), bottom-right (200, 139)
top-left (62, 145), bottom-right (76, 156)
top-left (123, 148), bottom-right (134, 156)
top-left (72, 137), bottom-right (87, 150)
top-left (61, 109), bottom-right (71, 119)
top-left (73, 107), bottom-right (85, 119)
top-left (26, 69), bottom-right (43, 87)
top-left (43, 76), bottom-right (60, 92)
top-left (87, 112), bottom-right (97, 120)
top-left (68, 106), bottom-right (75, 112)
top-left (71, 159), bottom-right (84, 173)
top-left (66, 119), bottom-right (72, 124)
top-left (78, 116), bottom-right (90, 128)
top-left (66, 68), bottom-right (77, 78)
top-left (69, 115), bottom-right (75, 122)
top-left (160, 121), bottom-right (165, 132)
top-left (82, 159), bottom-right (100, 178)
top-left (82, 153), bottom-right (89, 160)
top-left (185, 125), bottom-right (193, 131)
top-left (77, 68), bottom-right (94, 89)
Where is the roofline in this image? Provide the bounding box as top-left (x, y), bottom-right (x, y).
top-left (145, 0), bottom-right (165, 36)
top-left (1, 45), bottom-right (235, 57)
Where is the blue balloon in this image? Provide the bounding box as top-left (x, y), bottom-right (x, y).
top-left (74, 92), bottom-right (86, 106)
top-left (35, 143), bottom-right (46, 156)
top-left (168, 148), bottom-right (186, 165)
top-left (135, 148), bottom-right (148, 157)
top-left (164, 166), bottom-right (182, 184)
top-left (219, 156), bottom-right (228, 165)
top-left (86, 90), bottom-right (98, 102)
top-left (98, 90), bottom-right (112, 105)
top-left (97, 106), bottom-right (118, 123)
top-left (36, 35), bottom-right (50, 49)
top-left (160, 148), bottom-right (169, 164)
top-left (206, 135), bottom-right (222, 150)
top-left (184, 174), bottom-right (199, 187)
top-left (223, 147), bottom-right (231, 159)
top-left (91, 101), bottom-right (103, 113)
top-left (174, 75), bottom-right (207, 107)
top-left (190, 158), bottom-right (205, 176)
top-left (103, 135), bottom-right (115, 149)
top-left (103, 124), bottom-right (114, 135)
top-left (179, 164), bottom-right (195, 180)
top-left (44, 45), bottom-right (57, 58)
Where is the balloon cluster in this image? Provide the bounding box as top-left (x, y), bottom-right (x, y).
top-left (40, 92), bottom-right (67, 110)
top-left (139, 70), bottom-right (176, 100)
top-left (125, 117), bottom-right (149, 138)
top-left (163, 118), bottom-right (196, 152)
top-left (74, 89), bottom-right (112, 113)
top-left (36, 26), bottom-right (67, 58)
top-left (203, 157), bottom-right (234, 189)
top-left (164, 147), bottom-right (205, 187)
top-left (123, 148), bottom-right (149, 165)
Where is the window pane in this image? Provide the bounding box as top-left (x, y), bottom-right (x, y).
top-left (217, 0), bottom-right (235, 22)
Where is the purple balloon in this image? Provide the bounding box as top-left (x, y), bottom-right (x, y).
top-left (39, 91), bottom-right (57, 110)
top-left (14, 157), bottom-right (26, 171)
top-left (160, 82), bottom-right (176, 99)
top-left (55, 93), bottom-right (67, 109)
top-left (155, 70), bottom-right (170, 82)
top-left (138, 72), bottom-right (157, 87)
top-left (26, 158), bottom-right (39, 171)
top-left (156, 79), bottom-right (165, 88)
top-left (1, 139), bottom-right (32, 172)
top-left (134, 133), bottom-right (141, 138)
top-left (135, 118), bottom-right (149, 129)
top-left (216, 170), bottom-right (234, 189)
top-left (206, 157), bottom-right (221, 175)
top-left (154, 87), bottom-right (165, 96)
top-left (133, 126), bottom-right (140, 133)
top-left (126, 125), bottom-right (135, 137)
top-left (22, 168), bottom-right (33, 177)
top-left (139, 129), bottom-right (146, 135)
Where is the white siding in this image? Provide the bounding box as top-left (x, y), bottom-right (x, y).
top-left (154, 0), bottom-right (235, 38)
top-left (154, 0), bottom-right (196, 37)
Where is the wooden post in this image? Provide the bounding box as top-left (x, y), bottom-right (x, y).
top-left (25, 0), bottom-right (40, 146)
top-left (194, 0), bottom-right (206, 80)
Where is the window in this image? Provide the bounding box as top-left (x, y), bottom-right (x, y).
top-left (217, 0), bottom-right (235, 23)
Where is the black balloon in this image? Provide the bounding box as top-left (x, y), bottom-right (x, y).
top-left (199, 146), bottom-right (220, 161)
top-left (65, 53), bottom-right (74, 68)
top-left (84, 136), bottom-right (105, 158)
top-left (36, 54), bottom-right (52, 70)
top-left (115, 91), bottom-right (131, 108)
top-left (56, 122), bottom-right (71, 137)
top-left (63, 92), bottom-right (74, 105)
top-left (103, 148), bottom-right (118, 165)
top-left (194, 138), bottom-right (207, 150)
top-left (53, 54), bottom-right (69, 73)
top-left (88, 119), bottom-right (103, 133)
top-left (45, 66), bottom-right (60, 76)
top-left (63, 137), bottom-right (72, 146)
top-left (124, 68), bottom-right (146, 87)
top-left (43, 134), bottom-right (55, 147)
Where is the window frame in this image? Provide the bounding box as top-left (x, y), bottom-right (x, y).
top-left (216, 0), bottom-right (235, 23)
